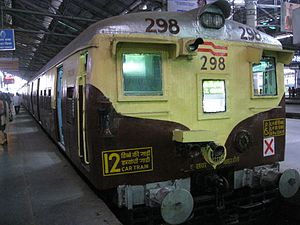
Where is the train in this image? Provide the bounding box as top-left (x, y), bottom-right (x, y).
top-left (20, 0), bottom-right (300, 224)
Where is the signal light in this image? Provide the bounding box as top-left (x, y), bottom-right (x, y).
top-left (198, 0), bottom-right (230, 29)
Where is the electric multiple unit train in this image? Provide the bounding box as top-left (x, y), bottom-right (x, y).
top-left (21, 1), bottom-right (300, 224)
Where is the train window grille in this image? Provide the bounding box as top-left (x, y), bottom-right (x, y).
top-left (84, 53), bottom-right (88, 72)
top-left (122, 53), bottom-right (163, 96)
top-left (202, 80), bottom-right (226, 113)
top-left (44, 90), bottom-right (47, 109)
top-left (66, 87), bottom-right (75, 124)
top-left (252, 56), bottom-right (277, 96)
top-left (47, 89), bottom-right (51, 110)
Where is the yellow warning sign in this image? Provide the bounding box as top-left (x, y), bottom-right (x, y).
top-left (263, 118), bottom-right (285, 137)
top-left (102, 147), bottom-right (153, 176)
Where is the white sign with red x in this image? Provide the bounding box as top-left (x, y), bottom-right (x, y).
top-left (263, 137), bottom-right (275, 157)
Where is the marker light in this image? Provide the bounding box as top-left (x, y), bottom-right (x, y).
top-left (200, 12), bottom-right (225, 29)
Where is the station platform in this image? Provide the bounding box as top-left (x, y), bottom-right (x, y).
top-left (0, 108), bottom-right (122, 225)
top-left (1, 103), bottom-right (300, 225)
top-left (286, 98), bottom-right (300, 118)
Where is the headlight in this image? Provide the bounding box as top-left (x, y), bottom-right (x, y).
top-left (234, 130), bottom-right (252, 152)
top-left (200, 12), bottom-right (225, 29)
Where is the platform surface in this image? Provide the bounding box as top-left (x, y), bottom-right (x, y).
top-left (0, 108), bottom-right (122, 225)
top-left (2, 104), bottom-right (300, 225)
top-left (286, 98), bottom-right (300, 119)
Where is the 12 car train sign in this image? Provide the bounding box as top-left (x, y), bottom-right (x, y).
top-left (263, 118), bottom-right (285, 157)
top-left (263, 118), bottom-right (285, 137)
top-left (102, 147), bottom-right (153, 176)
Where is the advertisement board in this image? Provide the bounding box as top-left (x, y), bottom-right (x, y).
top-left (293, 8), bottom-right (300, 45)
top-left (168, 0), bottom-right (204, 12)
top-left (0, 58), bottom-right (19, 71)
top-left (281, 2), bottom-right (300, 32)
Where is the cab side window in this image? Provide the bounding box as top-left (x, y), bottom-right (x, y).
top-left (252, 56), bottom-right (277, 96)
top-left (122, 53), bottom-right (163, 96)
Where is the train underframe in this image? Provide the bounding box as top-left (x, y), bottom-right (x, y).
top-left (108, 163), bottom-right (299, 225)
top-left (119, 186), bottom-right (279, 225)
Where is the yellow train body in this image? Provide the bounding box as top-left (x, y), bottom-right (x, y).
top-left (87, 34), bottom-right (291, 147)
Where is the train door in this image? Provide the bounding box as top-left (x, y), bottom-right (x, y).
top-left (26, 84), bottom-right (30, 109)
top-left (57, 66), bottom-right (65, 146)
top-left (37, 78), bottom-right (41, 121)
top-left (30, 82), bottom-right (34, 114)
top-left (76, 52), bottom-right (89, 165)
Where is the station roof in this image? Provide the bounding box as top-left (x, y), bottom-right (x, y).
top-left (0, 0), bottom-right (298, 81)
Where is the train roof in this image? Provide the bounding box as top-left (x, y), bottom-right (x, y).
top-left (35, 0), bottom-right (282, 79)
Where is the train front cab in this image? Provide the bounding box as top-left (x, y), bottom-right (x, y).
top-left (84, 32), bottom-right (300, 224)
top-left (19, 25), bottom-right (300, 225)
top-left (18, 1), bottom-right (300, 224)
top-left (21, 32), bottom-right (299, 225)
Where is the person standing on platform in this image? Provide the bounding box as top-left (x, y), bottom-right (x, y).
top-left (292, 87), bottom-right (296, 98)
top-left (0, 93), bottom-right (8, 144)
top-left (197, 0), bottom-right (207, 8)
top-left (13, 93), bottom-right (21, 115)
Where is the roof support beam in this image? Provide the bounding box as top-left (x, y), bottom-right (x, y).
top-left (9, 12), bottom-right (51, 32)
top-left (2, 7), bottom-right (98, 22)
top-left (17, 0), bottom-right (52, 13)
top-left (70, 0), bottom-right (111, 18)
top-left (120, 0), bottom-right (142, 15)
top-left (257, 4), bottom-right (281, 9)
top-left (34, 43), bottom-right (65, 48)
top-left (258, 7), bottom-right (276, 20)
top-left (14, 28), bottom-right (76, 37)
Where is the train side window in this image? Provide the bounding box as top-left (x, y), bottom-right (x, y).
top-left (44, 90), bottom-right (47, 96)
top-left (202, 80), bottom-right (226, 113)
top-left (84, 53), bottom-right (88, 72)
top-left (252, 57), bottom-right (277, 96)
top-left (80, 51), bottom-right (88, 73)
top-left (122, 53), bottom-right (163, 96)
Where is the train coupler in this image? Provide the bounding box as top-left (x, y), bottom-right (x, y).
top-left (117, 177), bottom-right (194, 225)
top-left (234, 163), bottom-right (300, 199)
